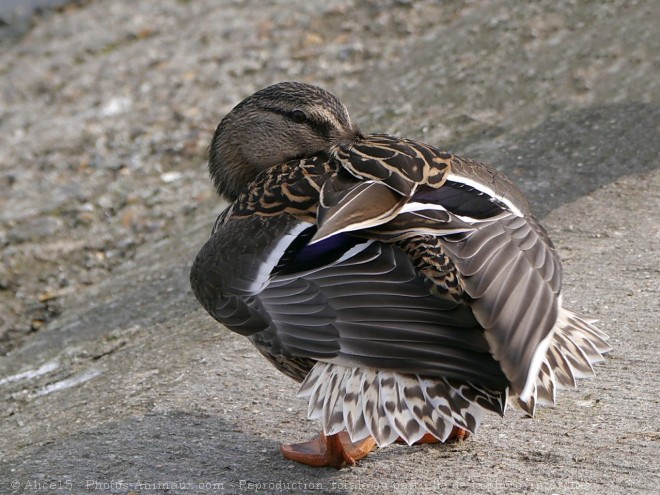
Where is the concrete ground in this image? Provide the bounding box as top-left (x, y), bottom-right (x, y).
top-left (1, 1), bottom-right (658, 494)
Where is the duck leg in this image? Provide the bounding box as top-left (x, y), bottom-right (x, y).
top-left (280, 431), bottom-right (377, 468)
top-left (447, 426), bottom-right (470, 442)
top-left (396, 426), bottom-right (471, 445)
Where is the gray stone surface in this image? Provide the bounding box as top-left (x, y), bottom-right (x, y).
top-left (0, 1), bottom-right (658, 494)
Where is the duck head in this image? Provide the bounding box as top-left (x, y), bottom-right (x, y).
top-left (209, 81), bottom-right (361, 201)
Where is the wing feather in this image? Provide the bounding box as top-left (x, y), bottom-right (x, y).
top-left (441, 214), bottom-right (562, 395)
top-left (256, 242), bottom-right (508, 388)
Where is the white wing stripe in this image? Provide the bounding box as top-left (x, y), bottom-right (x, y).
top-left (244, 221), bottom-right (313, 294)
top-left (447, 173), bottom-right (524, 218)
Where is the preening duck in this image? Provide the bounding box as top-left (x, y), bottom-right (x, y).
top-left (190, 81), bottom-right (611, 468)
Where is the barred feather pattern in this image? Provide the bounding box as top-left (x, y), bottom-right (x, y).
top-left (298, 363), bottom-right (507, 447)
top-left (298, 307), bottom-right (610, 444)
top-left (513, 307), bottom-right (611, 415)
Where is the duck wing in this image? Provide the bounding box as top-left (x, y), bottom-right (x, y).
top-left (316, 135), bottom-right (563, 399)
top-left (192, 201), bottom-right (507, 389)
top-left (192, 134), bottom-right (562, 399)
top-left (191, 146), bottom-right (508, 390)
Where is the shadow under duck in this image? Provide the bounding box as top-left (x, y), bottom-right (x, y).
top-left (190, 81), bottom-right (611, 468)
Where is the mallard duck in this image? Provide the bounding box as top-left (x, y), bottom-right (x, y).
top-left (190, 81), bottom-right (611, 468)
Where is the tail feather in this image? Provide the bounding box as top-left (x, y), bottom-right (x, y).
top-left (418, 377), bottom-right (457, 441)
top-left (343, 368), bottom-right (371, 441)
top-left (380, 372), bottom-right (417, 445)
top-left (383, 374), bottom-right (426, 445)
top-left (399, 376), bottom-right (449, 444)
top-left (299, 362), bottom-right (506, 446)
top-left (360, 369), bottom-right (392, 445)
top-left (517, 385), bottom-right (537, 416)
top-left (535, 361), bottom-right (556, 406)
top-left (306, 365), bottom-right (331, 420)
top-left (546, 342), bottom-right (577, 389)
top-left (517, 307), bottom-right (611, 416)
top-left (323, 367), bottom-right (349, 436)
top-left (553, 331), bottom-right (595, 378)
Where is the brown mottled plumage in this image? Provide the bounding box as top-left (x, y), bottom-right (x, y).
top-left (190, 82), bottom-right (610, 467)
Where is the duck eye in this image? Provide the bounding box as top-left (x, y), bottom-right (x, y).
top-left (290, 110), bottom-right (307, 124)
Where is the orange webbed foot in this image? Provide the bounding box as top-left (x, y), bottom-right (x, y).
top-left (447, 426), bottom-right (470, 443)
top-left (280, 431), bottom-right (377, 468)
